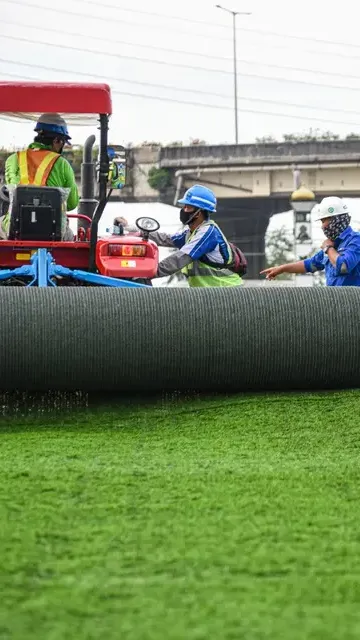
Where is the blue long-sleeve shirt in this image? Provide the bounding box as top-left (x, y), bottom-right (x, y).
top-left (303, 226), bottom-right (360, 286)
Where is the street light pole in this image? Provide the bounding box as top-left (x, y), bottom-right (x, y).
top-left (215, 4), bottom-right (251, 145)
top-left (232, 11), bottom-right (239, 144)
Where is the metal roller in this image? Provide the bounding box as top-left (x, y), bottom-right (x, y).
top-left (0, 286), bottom-right (359, 392)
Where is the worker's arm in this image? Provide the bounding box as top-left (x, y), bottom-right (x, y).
top-left (148, 231), bottom-right (177, 247)
top-left (261, 247), bottom-right (326, 279)
top-left (4, 154), bottom-right (19, 184)
top-left (260, 261), bottom-right (307, 279)
top-left (59, 158), bottom-right (79, 211)
top-left (148, 229), bottom-right (189, 249)
top-left (326, 240), bottom-right (360, 275)
top-left (157, 250), bottom-right (193, 277)
top-left (113, 217), bottom-right (187, 248)
top-left (155, 224), bottom-right (218, 278)
top-left (126, 227), bottom-right (180, 247)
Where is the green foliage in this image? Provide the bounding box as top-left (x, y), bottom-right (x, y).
top-left (256, 129), bottom-right (358, 144)
top-left (265, 225), bottom-right (294, 279)
top-left (283, 129), bottom-right (340, 142)
top-left (62, 145), bottom-right (98, 176)
top-left (0, 147), bottom-right (11, 174)
top-left (147, 166), bottom-right (172, 192)
top-left (255, 135), bottom-right (278, 143)
top-left (167, 140), bottom-right (183, 146)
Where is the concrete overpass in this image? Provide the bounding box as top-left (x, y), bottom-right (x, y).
top-left (123, 140), bottom-right (360, 278)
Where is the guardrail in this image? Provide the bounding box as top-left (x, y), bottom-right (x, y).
top-left (159, 141), bottom-right (360, 167)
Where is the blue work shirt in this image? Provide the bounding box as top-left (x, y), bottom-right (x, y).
top-left (304, 225), bottom-right (360, 286)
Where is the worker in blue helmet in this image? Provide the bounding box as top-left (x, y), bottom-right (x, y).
top-left (4, 113), bottom-right (79, 239)
top-left (114, 184), bottom-right (242, 287)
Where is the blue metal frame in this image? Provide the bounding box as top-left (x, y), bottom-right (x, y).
top-left (0, 249), bottom-right (151, 287)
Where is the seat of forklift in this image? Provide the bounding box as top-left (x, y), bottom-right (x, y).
top-left (8, 185), bottom-right (63, 241)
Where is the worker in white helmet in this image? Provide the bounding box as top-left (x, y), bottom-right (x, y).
top-left (260, 196), bottom-right (360, 286)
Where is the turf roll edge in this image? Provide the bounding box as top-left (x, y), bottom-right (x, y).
top-left (0, 286), bottom-right (359, 391)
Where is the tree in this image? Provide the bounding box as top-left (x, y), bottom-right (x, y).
top-left (167, 141), bottom-right (183, 147)
top-left (282, 128), bottom-right (340, 142)
top-left (255, 136), bottom-right (277, 143)
top-left (190, 138), bottom-right (206, 145)
top-left (265, 226), bottom-right (294, 279)
top-left (147, 166), bottom-right (172, 192)
top-left (140, 141), bottom-right (161, 147)
top-left (62, 145), bottom-right (98, 176)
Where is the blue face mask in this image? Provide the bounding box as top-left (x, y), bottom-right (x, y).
top-left (323, 213), bottom-right (350, 241)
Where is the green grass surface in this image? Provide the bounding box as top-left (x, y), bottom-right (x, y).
top-left (1, 390), bottom-right (360, 639)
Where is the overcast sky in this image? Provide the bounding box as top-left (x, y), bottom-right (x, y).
top-left (1, 0), bottom-right (360, 147)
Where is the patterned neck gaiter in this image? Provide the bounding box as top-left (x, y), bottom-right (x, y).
top-left (323, 213), bottom-right (351, 241)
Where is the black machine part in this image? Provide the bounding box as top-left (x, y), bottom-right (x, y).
top-left (0, 184), bottom-right (9, 216)
top-left (89, 114), bottom-right (109, 272)
top-left (77, 134), bottom-right (98, 232)
top-left (8, 186), bottom-right (62, 241)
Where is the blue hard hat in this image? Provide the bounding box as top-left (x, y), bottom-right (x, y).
top-left (178, 184), bottom-right (216, 213)
top-left (34, 113), bottom-right (71, 141)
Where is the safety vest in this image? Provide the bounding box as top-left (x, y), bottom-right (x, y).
top-left (0, 149), bottom-right (63, 238)
top-left (181, 220), bottom-right (242, 287)
top-left (17, 149), bottom-right (60, 186)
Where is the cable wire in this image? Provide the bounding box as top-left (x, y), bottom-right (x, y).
top-left (11, 0), bottom-right (360, 51)
top-left (6, 1), bottom-right (360, 62)
top-left (2, 69), bottom-right (360, 127)
top-left (3, 32), bottom-right (360, 96)
top-left (2, 18), bottom-right (360, 82)
top-left (2, 57), bottom-right (360, 120)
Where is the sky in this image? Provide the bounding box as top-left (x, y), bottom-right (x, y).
top-left (1, 0), bottom-right (360, 147)
top-left (2, 0), bottom-right (360, 232)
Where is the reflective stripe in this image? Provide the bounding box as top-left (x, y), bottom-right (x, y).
top-left (185, 262), bottom-right (235, 278)
top-left (33, 151), bottom-right (59, 185)
top-left (18, 151), bottom-right (29, 185)
top-left (17, 150), bottom-right (59, 186)
top-left (187, 275), bottom-right (242, 287)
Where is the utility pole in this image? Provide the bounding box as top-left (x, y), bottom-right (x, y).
top-left (215, 5), bottom-right (251, 144)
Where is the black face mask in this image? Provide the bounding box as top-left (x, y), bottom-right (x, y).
top-left (180, 208), bottom-right (200, 225)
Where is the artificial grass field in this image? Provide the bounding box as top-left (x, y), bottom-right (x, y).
top-left (1, 390), bottom-right (360, 640)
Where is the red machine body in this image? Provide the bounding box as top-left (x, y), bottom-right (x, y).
top-left (0, 81), bottom-right (160, 283)
top-left (0, 81), bottom-right (112, 116)
top-left (0, 217), bottom-right (159, 278)
top-left (96, 235), bottom-right (159, 279)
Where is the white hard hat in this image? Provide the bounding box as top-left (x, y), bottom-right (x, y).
top-left (313, 196), bottom-right (349, 221)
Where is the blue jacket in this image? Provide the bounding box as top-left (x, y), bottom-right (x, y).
top-left (304, 226), bottom-right (360, 286)
top-left (171, 222), bottom-right (231, 263)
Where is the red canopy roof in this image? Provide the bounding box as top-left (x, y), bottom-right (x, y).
top-left (0, 82), bottom-right (112, 115)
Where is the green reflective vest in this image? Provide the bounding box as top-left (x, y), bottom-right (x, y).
top-left (181, 220), bottom-right (243, 287)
